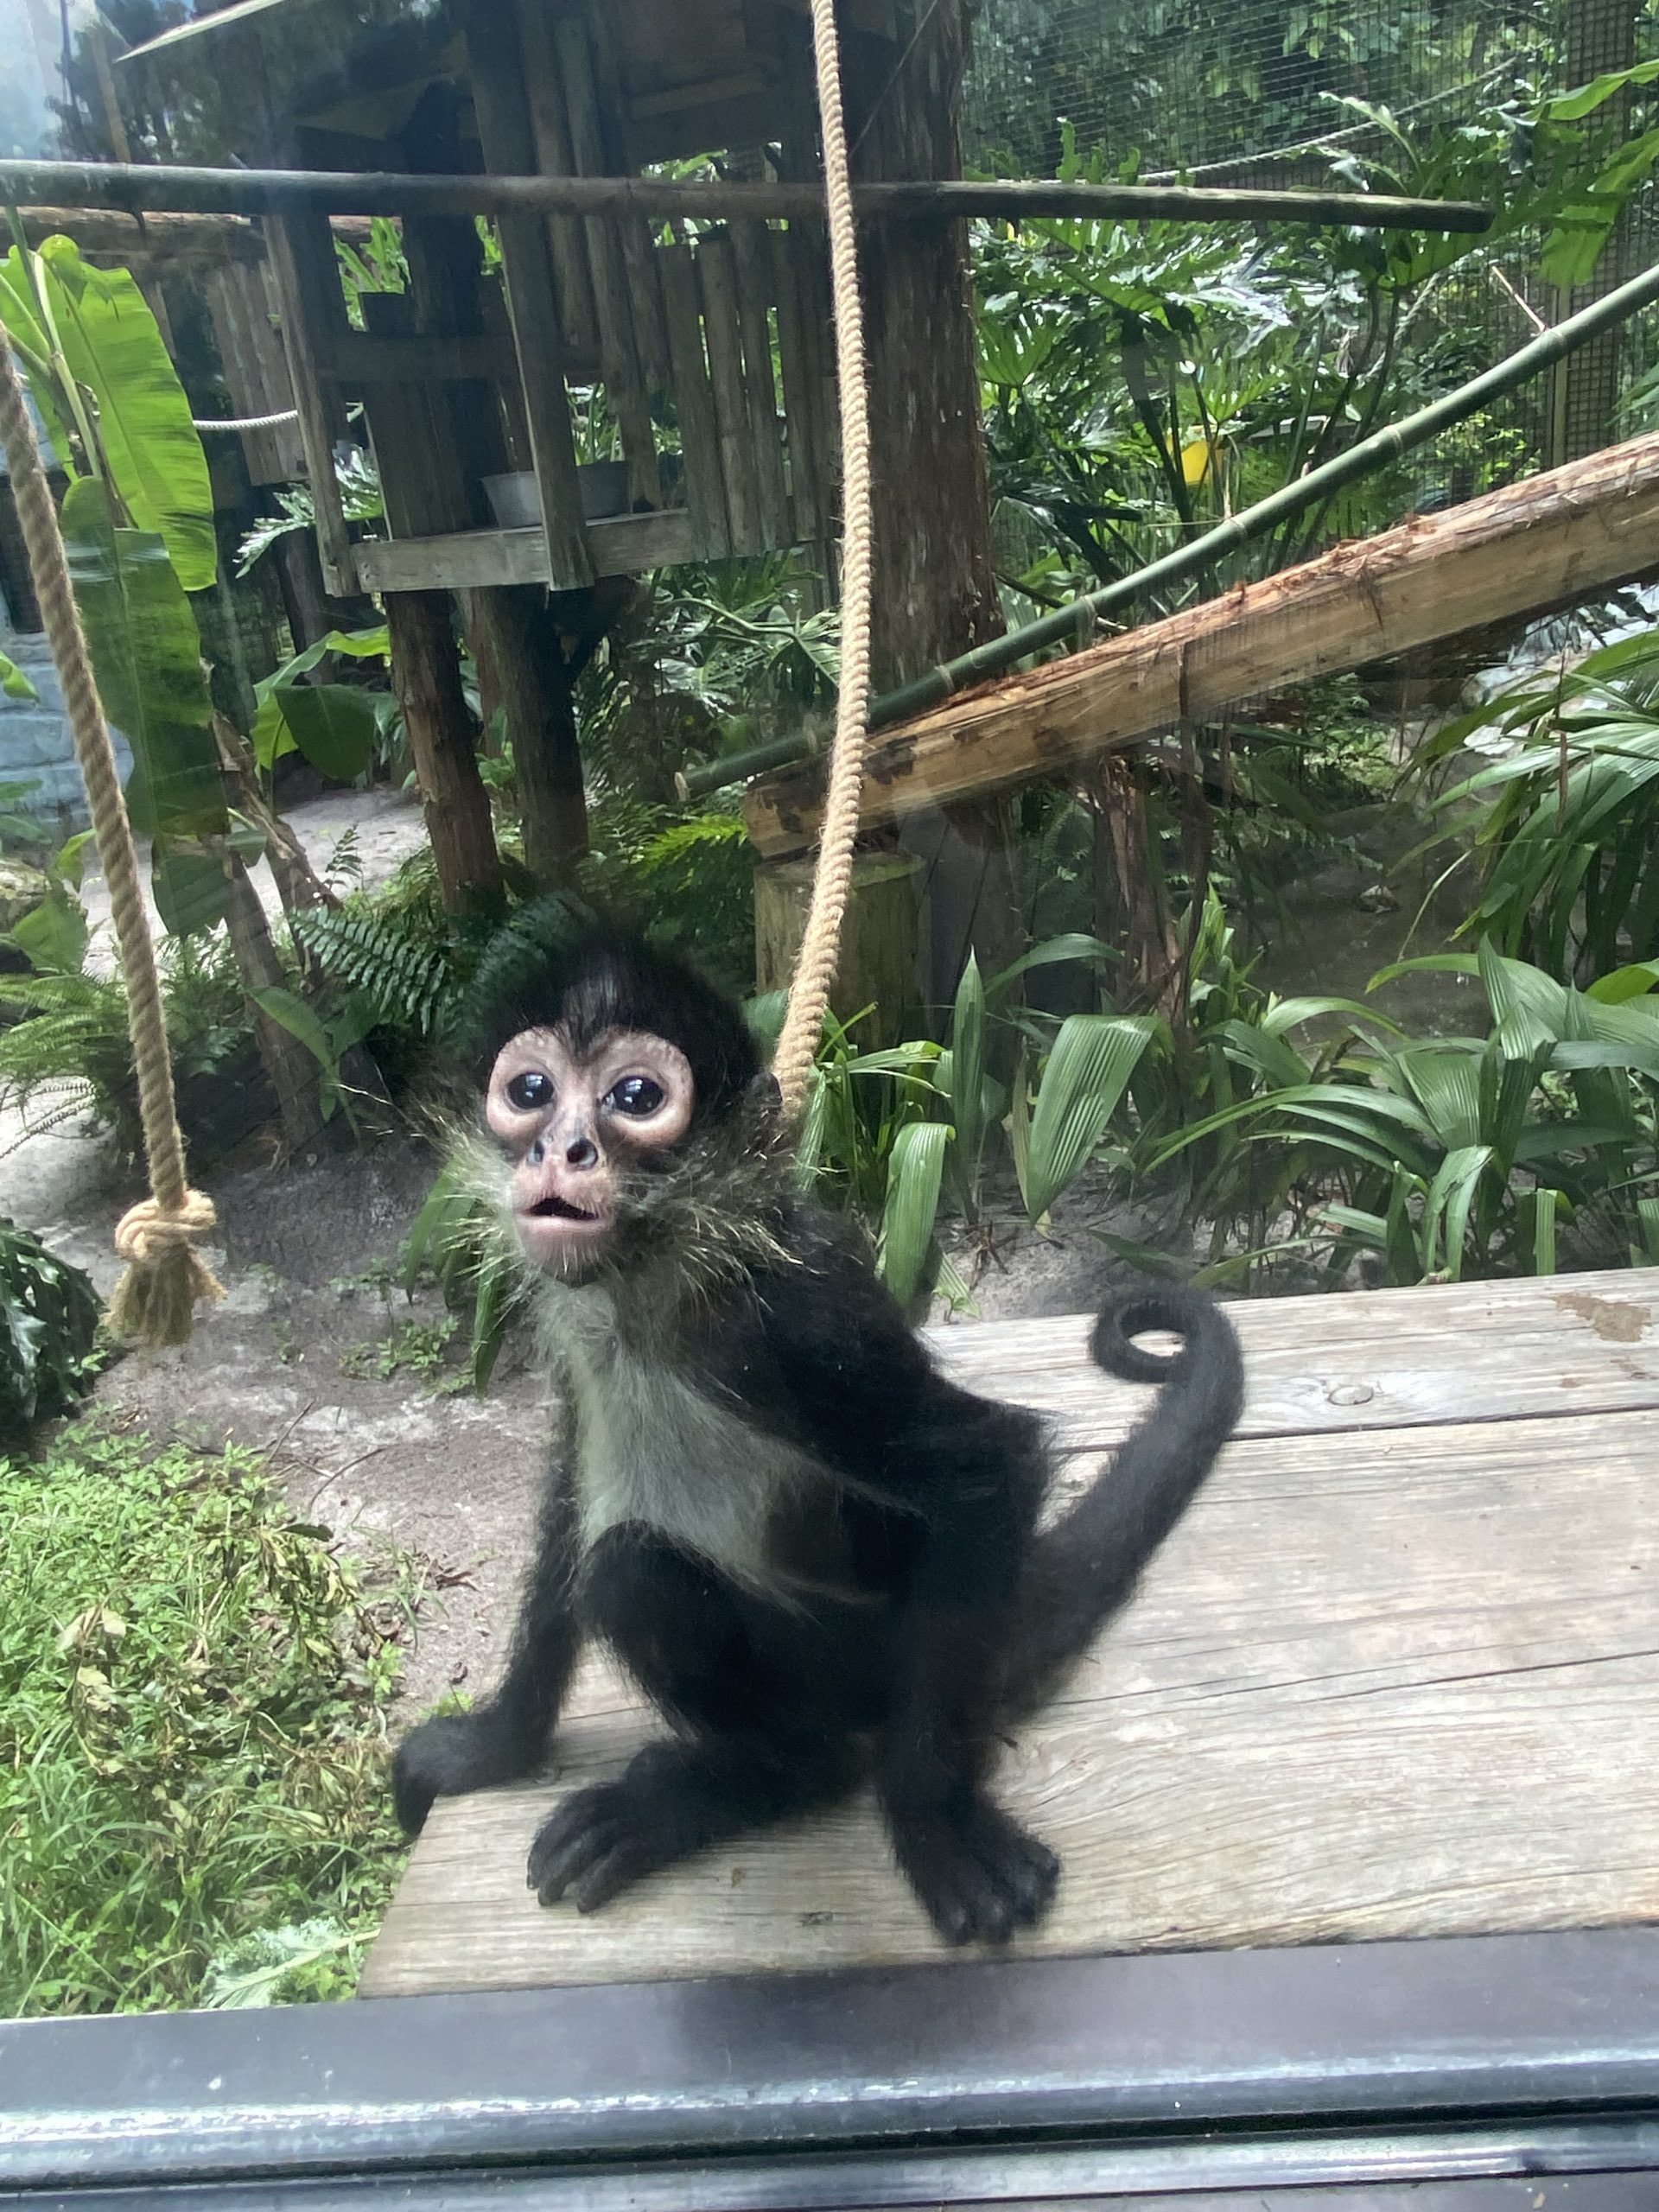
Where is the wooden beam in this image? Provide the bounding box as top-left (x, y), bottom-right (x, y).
top-left (352, 510), bottom-right (696, 593)
top-left (744, 431), bottom-right (1659, 856)
top-left (0, 160), bottom-right (1497, 236)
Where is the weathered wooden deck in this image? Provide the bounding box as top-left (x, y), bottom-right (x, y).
top-left (362, 1267), bottom-right (1659, 1999)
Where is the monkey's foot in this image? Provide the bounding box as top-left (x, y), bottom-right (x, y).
top-left (528, 1748), bottom-right (720, 1911)
top-left (889, 1796), bottom-right (1060, 1945)
top-left (392, 1711), bottom-right (543, 1837)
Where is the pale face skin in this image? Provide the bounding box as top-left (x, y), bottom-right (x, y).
top-left (486, 1026), bottom-right (696, 1276)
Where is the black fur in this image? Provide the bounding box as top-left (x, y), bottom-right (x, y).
top-left (395, 926), bottom-right (1245, 1945)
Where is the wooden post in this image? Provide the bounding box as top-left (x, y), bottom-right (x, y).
top-left (754, 853), bottom-right (928, 1048)
top-left (456, 0), bottom-right (594, 590)
top-left (843, 0), bottom-right (1023, 999)
top-left (697, 230), bottom-right (764, 556)
top-left (264, 209), bottom-right (358, 595)
top-left (659, 241), bottom-right (731, 557)
top-left (553, 6), bottom-right (659, 507)
top-left (387, 590), bottom-right (505, 914)
top-left (732, 219), bottom-right (792, 547)
top-left (468, 585), bottom-right (588, 886)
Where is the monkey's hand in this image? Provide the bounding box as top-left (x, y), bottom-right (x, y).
top-left (392, 1709), bottom-right (550, 1837)
top-left (885, 1789), bottom-right (1059, 1946)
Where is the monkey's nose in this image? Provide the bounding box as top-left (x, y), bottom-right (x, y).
top-left (565, 1136), bottom-right (599, 1170)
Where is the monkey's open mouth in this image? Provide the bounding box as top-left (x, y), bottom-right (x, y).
top-left (528, 1194), bottom-right (601, 1224)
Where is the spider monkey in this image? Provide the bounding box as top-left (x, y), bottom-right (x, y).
top-left (393, 914), bottom-right (1244, 1946)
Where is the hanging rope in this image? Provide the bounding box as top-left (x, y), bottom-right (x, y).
top-left (770, 0), bottom-right (879, 1124)
top-left (0, 314), bottom-right (223, 1345)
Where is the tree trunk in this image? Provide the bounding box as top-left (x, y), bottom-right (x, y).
top-left (470, 583), bottom-right (588, 885)
top-left (844, 0), bottom-right (1022, 1007)
top-left (213, 845), bottom-right (330, 1155)
top-left (385, 588), bottom-right (504, 914)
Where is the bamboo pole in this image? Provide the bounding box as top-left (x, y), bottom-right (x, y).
top-left (0, 158), bottom-right (1492, 233)
top-left (683, 247), bottom-right (1659, 797)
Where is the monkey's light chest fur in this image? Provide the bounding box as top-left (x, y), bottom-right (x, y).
top-left (541, 1280), bottom-right (824, 1592)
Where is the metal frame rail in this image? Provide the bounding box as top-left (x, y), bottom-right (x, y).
top-left (4, 1927), bottom-right (1659, 2211)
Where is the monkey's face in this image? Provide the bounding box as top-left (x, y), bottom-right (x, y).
top-left (486, 1025), bottom-right (695, 1278)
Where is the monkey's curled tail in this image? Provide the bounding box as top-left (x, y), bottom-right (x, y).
top-left (1001, 1285), bottom-right (1244, 1719)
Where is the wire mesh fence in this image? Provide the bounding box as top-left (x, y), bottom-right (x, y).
top-left (963, 0), bottom-right (1658, 489)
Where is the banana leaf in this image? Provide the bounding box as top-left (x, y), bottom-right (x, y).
top-left (59, 477), bottom-right (227, 931)
top-left (3, 238), bottom-right (216, 591)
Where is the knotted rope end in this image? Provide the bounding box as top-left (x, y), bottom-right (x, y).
top-left (107, 1192), bottom-right (226, 1349)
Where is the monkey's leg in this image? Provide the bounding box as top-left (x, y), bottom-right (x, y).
top-left (875, 1468), bottom-right (1061, 1945)
top-left (392, 1457), bottom-right (581, 1836)
top-left (528, 1524), bottom-right (860, 1910)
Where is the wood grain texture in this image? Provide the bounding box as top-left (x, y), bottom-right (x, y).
top-left (351, 511), bottom-right (696, 593)
top-left (363, 1268), bottom-right (1659, 1998)
top-left (744, 430), bottom-right (1659, 855)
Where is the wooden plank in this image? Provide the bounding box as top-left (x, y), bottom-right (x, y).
top-left (362, 1395), bottom-right (1659, 1996)
top-left (696, 228), bottom-right (765, 554)
top-left (927, 1268), bottom-right (1659, 1450)
top-left (458, 0), bottom-right (593, 590)
top-left (352, 509), bottom-right (696, 592)
top-left (263, 209), bottom-right (357, 594)
top-left (556, 6), bottom-right (659, 509)
top-left (731, 218), bottom-right (792, 547)
top-left (770, 220), bottom-right (822, 538)
top-left (744, 429), bottom-right (1659, 855)
top-left (514, 0), bottom-right (601, 362)
top-left (658, 240), bottom-right (731, 560)
top-left (618, 212), bottom-right (671, 397)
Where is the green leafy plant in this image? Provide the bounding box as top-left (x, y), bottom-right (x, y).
top-left (0, 653), bottom-right (38, 702)
top-left (251, 626), bottom-right (391, 786)
top-left (1141, 939), bottom-right (1659, 1287)
top-left (1416, 628), bottom-right (1659, 985)
top-left (0, 1221), bottom-right (99, 1440)
top-left (0, 1422), bottom-right (413, 2015)
top-left (0, 232), bottom-right (215, 589)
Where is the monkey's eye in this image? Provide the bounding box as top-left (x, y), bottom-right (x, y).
top-left (606, 1075), bottom-right (666, 1118)
top-left (505, 1070), bottom-right (555, 1112)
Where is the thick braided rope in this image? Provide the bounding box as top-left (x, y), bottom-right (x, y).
top-left (0, 312), bottom-right (221, 1328)
top-left (770, 0), bottom-right (878, 1123)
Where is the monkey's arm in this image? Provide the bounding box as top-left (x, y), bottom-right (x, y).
top-left (391, 1414), bottom-right (583, 1837)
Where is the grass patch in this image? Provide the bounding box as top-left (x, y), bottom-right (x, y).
top-left (0, 1419), bottom-right (414, 2016)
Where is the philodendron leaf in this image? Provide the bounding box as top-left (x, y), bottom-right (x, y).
top-left (59, 478), bottom-right (226, 847)
top-left (1025, 1015), bottom-right (1151, 1221)
top-left (267, 683), bottom-right (378, 783)
top-left (878, 1120), bottom-right (951, 1306)
top-left (29, 236), bottom-right (217, 591)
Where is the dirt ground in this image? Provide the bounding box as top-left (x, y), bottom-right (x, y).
top-left (3, 784), bottom-right (1178, 1724)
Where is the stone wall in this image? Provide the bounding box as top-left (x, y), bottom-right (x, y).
top-left (0, 624), bottom-right (132, 838)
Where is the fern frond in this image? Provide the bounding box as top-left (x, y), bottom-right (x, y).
top-left (289, 906), bottom-right (461, 1039)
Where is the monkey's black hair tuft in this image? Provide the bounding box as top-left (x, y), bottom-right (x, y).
top-left (460, 900), bottom-right (764, 1128)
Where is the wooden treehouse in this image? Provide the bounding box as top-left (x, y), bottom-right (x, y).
top-left (128, 0), bottom-right (854, 601)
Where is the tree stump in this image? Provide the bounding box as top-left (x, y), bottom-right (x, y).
top-left (754, 852), bottom-right (928, 1048)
